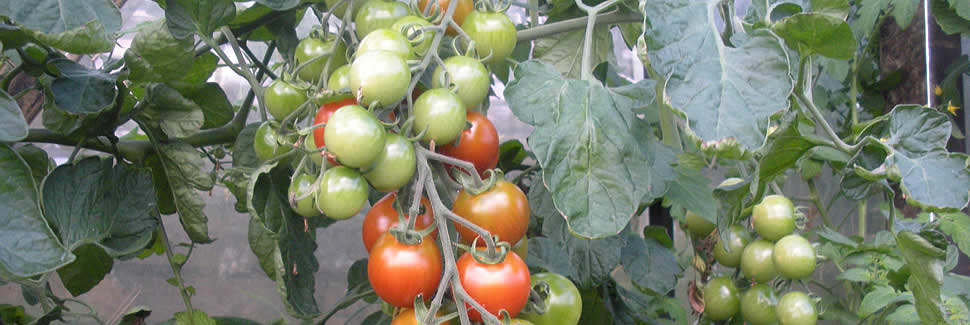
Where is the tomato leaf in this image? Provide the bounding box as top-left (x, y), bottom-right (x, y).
top-left (896, 231), bottom-right (946, 324)
top-left (41, 157), bottom-right (159, 256)
top-left (533, 25), bottom-right (612, 79)
top-left (253, 0), bottom-right (302, 10)
top-left (931, 0), bottom-right (970, 35)
top-left (164, 0), bottom-right (236, 39)
top-left (223, 124), bottom-right (261, 213)
top-left (641, 0), bottom-right (793, 150)
top-left (664, 158), bottom-right (717, 225)
top-left (0, 0), bottom-right (121, 53)
top-left (139, 83), bottom-right (205, 138)
top-left (858, 285), bottom-right (911, 318)
top-left (527, 215), bottom-right (622, 288)
top-left (182, 83), bottom-right (233, 129)
top-left (174, 310), bottom-right (217, 325)
top-left (0, 90), bottom-right (27, 142)
top-left (835, 268), bottom-right (871, 282)
top-left (505, 60), bottom-right (659, 238)
top-left (246, 164), bottom-right (321, 319)
top-left (758, 115), bottom-right (817, 187)
top-left (773, 13), bottom-right (856, 60)
top-left (50, 59), bottom-right (118, 116)
top-left (126, 20), bottom-right (197, 85)
top-left (56, 244), bottom-right (113, 297)
top-left (939, 212), bottom-right (970, 257)
top-left (14, 145), bottom-right (53, 186)
top-left (0, 145), bottom-right (74, 278)
top-left (949, 0), bottom-right (970, 19)
top-left (619, 233), bottom-right (680, 295)
top-left (151, 141), bottom-right (213, 243)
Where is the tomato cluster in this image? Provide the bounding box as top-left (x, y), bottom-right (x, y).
top-left (688, 194), bottom-right (818, 324)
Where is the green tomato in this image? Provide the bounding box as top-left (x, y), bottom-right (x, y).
top-left (741, 284), bottom-right (778, 325)
top-left (328, 65), bottom-right (352, 91)
top-left (432, 55), bottom-right (490, 109)
top-left (461, 10), bottom-right (517, 64)
top-left (357, 28), bottom-right (414, 60)
top-left (324, 0), bottom-right (360, 18)
top-left (315, 166), bottom-right (369, 220)
top-left (741, 239), bottom-right (778, 283)
top-left (323, 105), bottom-right (386, 168)
top-left (363, 133), bottom-right (416, 192)
top-left (304, 136), bottom-right (324, 166)
top-left (752, 194), bottom-right (795, 241)
top-left (354, 0), bottom-right (411, 39)
top-left (295, 36), bottom-right (348, 83)
top-left (519, 273), bottom-right (582, 325)
top-left (684, 210), bottom-right (716, 238)
top-left (413, 88), bottom-right (466, 145)
top-left (349, 50), bottom-right (411, 107)
top-left (391, 16), bottom-right (434, 56)
top-left (703, 277), bottom-right (740, 321)
top-left (289, 174), bottom-right (319, 217)
top-left (264, 79), bottom-right (307, 120)
top-left (776, 291), bottom-right (817, 325)
top-left (713, 225), bottom-right (752, 268)
top-left (509, 320), bottom-right (535, 325)
top-left (773, 234), bottom-right (816, 279)
top-left (254, 122), bottom-right (293, 161)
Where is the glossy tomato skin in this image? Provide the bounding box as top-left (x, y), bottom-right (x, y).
top-left (413, 88), bottom-right (467, 145)
top-left (357, 28), bottom-right (413, 60)
top-left (453, 179), bottom-right (529, 245)
top-left (327, 65), bottom-right (352, 91)
top-left (684, 210), bottom-right (716, 238)
top-left (254, 122), bottom-right (292, 161)
top-left (323, 105), bottom-right (386, 168)
top-left (741, 239), bottom-right (777, 283)
top-left (355, 0), bottom-right (412, 39)
top-left (457, 251), bottom-right (531, 321)
top-left (363, 133), bottom-right (416, 192)
top-left (703, 277), bottom-right (740, 321)
top-left (295, 36), bottom-right (348, 83)
top-left (437, 112), bottom-right (498, 177)
top-left (369, 232), bottom-right (443, 308)
top-left (519, 273), bottom-right (582, 325)
top-left (349, 50), bottom-right (411, 107)
top-left (289, 174), bottom-right (319, 217)
top-left (265, 79), bottom-right (307, 120)
top-left (362, 193), bottom-right (436, 252)
top-left (312, 97), bottom-right (358, 165)
top-left (418, 0), bottom-right (472, 35)
top-left (432, 55), bottom-right (490, 109)
top-left (752, 194), bottom-right (795, 241)
top-left (390, 308), bottom-right (452, 325)
top-left (315, 166), bottom-right (369, 219)
top-left (741, 283), bottom-right (778, 325)
top-left (461, 11), bottom-right (516, 64)
top-left (391, 16), bottom-right (434, 56)
top-left (773, 234), bottom-right (816, 279)
top-left (713, 225), bottom-right (752, 268)
top-left (776, 291), bottom-right (817, 325)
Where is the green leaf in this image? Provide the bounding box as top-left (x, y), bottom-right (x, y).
top-left (939, 212), bottom-right (970, 256)
top-left (158, 141), bottom-right (213, 191)
top-left (14, 145), bottom-right (53, 186)
top-left (931, 0), bottom-right (970, 35)
top-left (0, 0), bottom-right (121, 53)
top-left (56, 244), bottom-right (113, 296)
top-left (533, 25), bottom-right (612, 79)
top-left (528, 215), bottom-right (622, 288)
top-left (49, 59), bottom-right (118, 115)
top-left (859, 285), bottom-right (911, 318)
top-left (497, 140), bottom-right (529, 171)
top-left (619, 233), bottom-right (680, 295)
top-left (504, 60), bottom-right (658, 238)
top-left (0, 304), bottom-right (33, 325)
top-left (836, 267), bottom-right (872, 281)
top-left (949, 0), bottom-right (970, 20)
top-left (0, 144), bottom-right (74, 278)
top-left (759, 123), bottom-right (815, 184)
top-left (0, 90), bottom-right (27, 142)
top-left (154, 142), bottom-right (212, 243)
top-left (811, 0), bottom-right (849, 19)
top-left (664, 159), bottom-right (717, 225)
top-left (246, 164), bottom-right (321, 318)
top-left (896, 231), bottom-right (946, 324)
top-left (183, 83), bottom-right (233, 129)
top-left (125, 20), bottom-right (196, 85)
top-left (772, 13), bottom-right (856, 59)
top-left (174, 310), bottom-right (217, 325)
top-left (253, 0), bottom-right (302, 10)
top-left (139, 84), bottom-right (205, 138)
top-left (634, 127), bottom-right (678, 203)
top-left (224, 124), bottom-right (261, 213)
top-left (892, 0), bottom-right (919, 29)
top-left (885, 105), bottom-right (951, 156)
top-left (118, 306), bottom-right (151, 325)
top-left (817, 226), bottom-right (859, 247)
top-left (641, 0), bottom-right (793, 150)
top-left (165, 0), bottom-right (236, 39)
top-left (852, 0), bottom-right (891, 38)
top-left (41, 157), bottom-right (159, 256)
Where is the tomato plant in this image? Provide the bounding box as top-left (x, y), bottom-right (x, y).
top-left (702, 277), bottom-right (739, 321)
top-left (713, 225), bottom-right (751, 268)
top-left (751, 194), bottom-right (795, 242)
top-left (741, 283), bottom-right (777, 325)
top-left (264, 79), bottom-right (307, 120)
top-left (452, 179), bottom-right (529, 245)
top-left (772, 234), bottom-right (816, 280)
top-left (363, 133), bottom-right (416, 192)
top-left (518, 272), bottom-right (582, 325)
top-left (349, 50), bottom-right (412, 107)
top-left (432, 55), bottom-right (491, 109)
top-left (776, 291), bottom-right (816, 325)
top-left (357, 28), bottom-right (414, 60)
top-left (362, 193), bottom-right (436, 252)
top-left (354, 0), bottom-right (412, 39)
top-left (457, 251), bottom-right (531, 321)
top-left (437, 111), bottom-right (499, 177)
top-left (369, 232), bottom-right (443, 308)
top-left (315, 166), bottom-right (369, 220)
top-left (740, 239), bottom-right (777, 283)
top-left (295, 35), bottom-right (348, 83)
top-left (461, 10), bottom-right (516, 64)
top-left (323, 104), bottom-right (386, 168)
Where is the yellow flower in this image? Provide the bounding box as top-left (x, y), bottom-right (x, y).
top-left (947, 101), bottom-right (960, 115)
top-left (934, 85), bottom-right (943, 96)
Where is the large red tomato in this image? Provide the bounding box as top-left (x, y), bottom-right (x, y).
top-left (312, 97), bottom-right (358, 165)
top-left (437, 112), bottom-right (499, 178)
top-left (453, 180), bottom-right (529, 245)
top-left (368, 232), bottom-right (443, 308)
top-left (362, 193), bottom-right (436, 253)
top-left (457, 251), bottom-right (531, 321)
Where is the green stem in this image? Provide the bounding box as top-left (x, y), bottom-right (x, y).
top-left (155, 208), bottom-right (197, 325)
top-left (794, 56), bottom-right (852, 153)
top-left (807, 178), bottom-right (832, 228)
top-left (528, 0), bottom-right (539, 27)
top-left (857, 200), bottom-right (866, 239)
top-left (515, 11), bottom-right (642, 42)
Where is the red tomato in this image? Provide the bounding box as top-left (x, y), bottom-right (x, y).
top-left (390, 308), bottom-right (452, 325)
top-left (457, 251), bottom-right (531, 321)
top-left (312, 97), bottom-right (358, 165)
top-left (362, 193), bottom-right (436, 253)
top-left (453, 180), bottom-right (529, 245)
top-left (437, 112), bottom-right (499, 178)
top-left (368, 232), bottom-right (443, 308)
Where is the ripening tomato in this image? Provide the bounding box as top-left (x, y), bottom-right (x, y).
top-left (349, 50), bottom-right (411, 107)
top-left (357, 28), bottom-right (414, 60)
top-left (417, 0), bottom-right (473, 35)
top-left (453, 179), bottom-right (529, 245)
top-left (457, 250), bottom-right (531, 321)
top-left (289, 173), bottom-right (319, 217)
top-left (369, 232), bottom-right (443, 308)
top-left (431, 55), bottom-right (490, 109)
top-left (437, 112), bottom-right (498, 178)
top-left (362, 193), bottom-right (436, 252)
top-left (312, 97), bottom-right (358, 166)
top-left (413, 88), bottom-right (466, 145)
top-left (323, 104), bottom-right (387, 168)
top-left (363, 133), bottom-right (416, 192)
top-left (390, 308), bottom-right (452, 325)
top-left (315, 166), bottom-right (369, 219)
top-left (461, 11), bottom-right (516, 64)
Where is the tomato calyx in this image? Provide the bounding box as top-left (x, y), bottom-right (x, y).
top-left (455, 168), bottom-right (500, 195)
top-left (310, 87), bottom-right (355, 105)
top-left (459, 237), bottom-right (512, 265)
top-left (473, 0), bottom-right (512, 14)
top-left (409, 295), bottom-right (458, 325)
top-left (522, 281), bottom-right (551, 315)
top-left (386, 216), bottom-right (437, 245)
